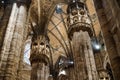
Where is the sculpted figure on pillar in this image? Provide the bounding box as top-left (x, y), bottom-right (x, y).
top-left (99, 71), bottom-right (110, 80)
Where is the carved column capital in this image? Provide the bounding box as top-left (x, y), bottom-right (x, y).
top-left (67, 1), bottom-right (93, 40)
top-left (30, 34), bottom-right (50, 65)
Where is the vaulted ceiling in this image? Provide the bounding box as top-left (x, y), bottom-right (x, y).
top-left (29, 0), bottom-right (101, 64)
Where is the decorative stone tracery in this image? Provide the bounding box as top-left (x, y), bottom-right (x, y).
top-left (67, 0), bottom-right (93, 40)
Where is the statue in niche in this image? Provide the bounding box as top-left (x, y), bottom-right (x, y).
top-left (99, 71), bottom-right (110, 80)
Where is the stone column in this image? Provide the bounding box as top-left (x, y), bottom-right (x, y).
top-left (0, 4), bottom-right (13, 78)
top-left (0, 4), bottom-right (12, 53)
top-left (72, 31), bottom-right (98, 80)
top-left (72, 31), bottom-right (86, 80)
top-left (83, 32), bottom-right (98, 80)
top-left (0, 3), bottom-right (19, 79)
top-left (0, 1), bottom-right (28, 80)
top-left (66, 1), bottom-right (98, 79)
top-left (30, 62), bottom-right (49, 80)
top-left (67, 68), bottom-right (75, 80)
top-left (30, 35), bottom-right (50, 80)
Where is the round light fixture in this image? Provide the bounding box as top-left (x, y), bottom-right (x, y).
top-left (56, 4), bottom-right (62, 14)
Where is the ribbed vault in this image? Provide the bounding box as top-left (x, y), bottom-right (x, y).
top-left (29, 0), bottom-right (101, 64)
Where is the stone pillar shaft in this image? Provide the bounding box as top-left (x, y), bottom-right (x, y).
top-left (84, 32), bottom-right (98, 80)
top-left (0, 5), bottom-right (12, 53)
top-left (0, 3), bottom-right (19, 78)
top-left (0, 3), bottom-right (28, 80)
top-left (72, 31), bottom-right (98, 80)
top-left (31, 62), bottom-right (49, 80)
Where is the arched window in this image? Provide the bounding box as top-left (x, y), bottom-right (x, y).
top-left (23, 38), bottom-right (31, 65)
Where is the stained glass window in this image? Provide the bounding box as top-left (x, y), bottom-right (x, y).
top-left (23, 42), bottom-right (31, 65)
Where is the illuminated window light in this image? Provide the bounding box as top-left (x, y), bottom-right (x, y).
top-left (92, 42), bottom-right (101, 52)
top-left (1, 1), bottom-right (4, 3)
top-left (58, 70), bottom-right (66, 76)
top-left (24, 42), bottom-right (31, 65)
top-left (94, 43), bottom-right (101, 50)
top-left (56, 4), bottom-right (62, 14)
top-left (91, 38), bottom-right (101, 52)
